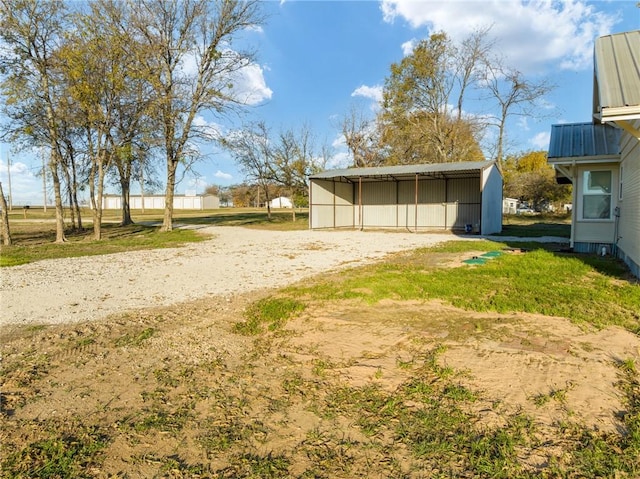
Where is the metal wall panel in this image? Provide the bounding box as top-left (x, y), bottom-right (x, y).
top-left (312, 205), bottom-right (334, 228)
top-left (360, 181), bottom-right (396, 205)
top-left (335, 205), bottom-right (355, 228)
top-left (397, 179), bottom-right (446, 203)
top-left (311, 180), bottom-right (336, 204)
top-left (361, 205), bottom-right (397, 227)
top-left (334, 181), bottom-right (354, 205)
top-left (447, 178), bottom-right (481, 202)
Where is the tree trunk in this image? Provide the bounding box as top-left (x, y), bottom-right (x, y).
top-left (50, 158), bottom-right (67, 243)
top-left (61, 162), bottom-right (77, 230)
top-left (0, 182), bottom-right (12, 246)
top-left (93, 161), bottom-right (106, 240)
top-left (69, 150), bottom-right (83, 230)
top-left (120, 177), bottom-right (132, 226)
top-left (161, 159), bottom-right (178, 232)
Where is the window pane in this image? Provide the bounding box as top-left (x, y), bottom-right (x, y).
top-left (584, 171), bottom-right (611, 194)
top-left (583, 194), bottom-right (611, 219)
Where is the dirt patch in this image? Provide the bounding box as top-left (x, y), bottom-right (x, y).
top-left (2, 289), bottom-right (637, 476)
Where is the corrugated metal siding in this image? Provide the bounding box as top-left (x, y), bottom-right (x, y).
top-left (447, 178), bottom-right (481, 203)
top-left (548, 123), bottom-right (621, 159)
top-left (617, 120), bottom-right (640, 271)
top-left (310, 180), bottom-right (336, 204)
top-left (595, 31), bottom-right (640, 114)
top-left (334, 181), bottom-right (354, 205)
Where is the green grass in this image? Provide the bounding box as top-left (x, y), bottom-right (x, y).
top-left (1, 423), bottom-right (108, 479)
top-left (0, 224), bottom-right (207, 266)
top-left (500, 212), bottom-right (571, 238)
top-left (289, 242), bottom-right (640, 332)
top-left (234, 296), bottom-right (306, 335)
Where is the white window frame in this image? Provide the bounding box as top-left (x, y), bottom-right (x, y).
top-left (619, 164), bottom-right (624, 201)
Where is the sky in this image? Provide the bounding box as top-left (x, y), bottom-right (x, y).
top-left (1, 0), bottom-right (639, 206)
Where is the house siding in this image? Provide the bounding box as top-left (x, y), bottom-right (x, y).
top-left (617, 120), bottom-right (640, 275)
top-left (573, 163), bottom-right (620, 245)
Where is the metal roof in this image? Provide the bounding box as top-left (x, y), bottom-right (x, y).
top-left (547, 122), bottom-right (621, 163)
top-left (593, 30), bottom-right (640, 122)
top-left (309, 160), bottom-right (496, 182)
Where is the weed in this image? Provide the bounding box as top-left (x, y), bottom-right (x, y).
top-left (114, 327), bottom-right (155, 347)
top-left (221, 451), bottom-right (291, 478)
top-left (234, 297), bottom-right (306, 335)
top-left (132, 405), bottom-right (193, 433)
top-left (1, 422), bottom-right (108, 478)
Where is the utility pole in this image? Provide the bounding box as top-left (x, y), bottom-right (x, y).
top-left (42, 150), bottom-right (47, 212)
top-left (6, 152), bottom-right (12, 211)
top-left (140, 166), bottom-right (145, 214)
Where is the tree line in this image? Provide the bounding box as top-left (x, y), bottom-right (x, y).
top-left (1, 0), bottom-right (265, 242)
top-left (1, 1), bottom-right (561, 246)
top-left (341, 29), bottom-right (555, 170)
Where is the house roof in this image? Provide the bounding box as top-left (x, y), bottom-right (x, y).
top-left (309, 160), bottom-right (496, 183)
top-left (547, 122), bottom-right (621, 164)
top-left (593, 30), bottom-right (640, 122)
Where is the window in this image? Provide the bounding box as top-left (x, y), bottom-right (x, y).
top-left (619, 165), bottom-right (624, 201)
top-left (582, 170), bottom-right (612, 219)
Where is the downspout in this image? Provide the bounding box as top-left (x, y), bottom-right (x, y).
top-left (331, 179), bottom-right (335, 229)
top-left (570, 161), bottom-right (576, 249)
top-left (358, 176), bottom-right (363, 231)
top-left (444, 178), bottom-right (448, 231)
top-left (414, 173), bottom-right (418, 233)
top-left (308, 179), bottom-right (314, 230)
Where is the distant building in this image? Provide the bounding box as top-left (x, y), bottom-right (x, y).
top-left (100, 194), bottom-right (220, 210)
top-left (503, 197), bottom-right (518, 215)
top-left (309, 161), bottom-right (503, 235)
top-left (268, 196), bottom-right (293, 208)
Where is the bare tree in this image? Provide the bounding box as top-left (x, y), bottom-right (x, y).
top-left (129, 0), bottom-right (264, 231)
top-left (222, 121), bottom-right (275, 218)
top-left (478, 57), bottom-right (555, 171)
top-left (340, 106), bottom-right (382, 167)
top-left (271, 124), bottom-right (325, 220)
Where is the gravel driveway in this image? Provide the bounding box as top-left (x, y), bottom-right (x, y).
top-left (1, 227), bottom-right (473, 327)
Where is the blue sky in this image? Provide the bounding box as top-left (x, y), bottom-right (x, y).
top-left (1, 0), bottom-right (639, 205)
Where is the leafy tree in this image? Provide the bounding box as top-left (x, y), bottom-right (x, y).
top-left (377, 32), bottom-right (485, 165)
top-left (129, 0), bottom-right (264, 231)
top-left (504, 151), bottom-right (571, 211)
top-left (1, 0), bottom-right (71, 242)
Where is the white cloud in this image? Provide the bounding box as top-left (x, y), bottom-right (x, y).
top-left (516, 117), bottom-right (530, 131)
top-left (192, 115), bottom-right (224, 139)
top-left (401, 39), bottom-right (416, 56)
top-left (0, 159), bottom-right (44, 206)
top-left (380, 0), bottom-right (619, 73)
top-left (327, 151), bottom-right (350, 170)
top-left (351, 84), bottom-right (383, 103)
top-left (529, 131), bottom-right (551, 149)
top-left (214, 170), bottom-right (233, 181)
top-left (232, 62), bottom-right (273, 105)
